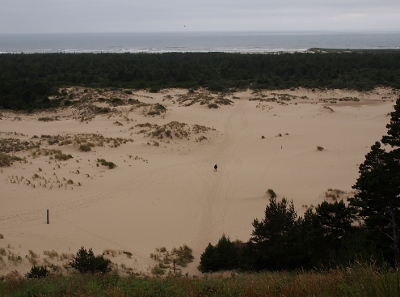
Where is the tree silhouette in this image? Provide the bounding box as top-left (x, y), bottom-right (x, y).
top-left (199, 234), bottom-right (238, 273)
top-left (382, 98), bottom-right (400, 147)
top-left (350, 98), bottom-right (400, 267)
top-left (69, 247), bottom-right (111, 274)
top-left (250, 197), bottom-right (300, 270)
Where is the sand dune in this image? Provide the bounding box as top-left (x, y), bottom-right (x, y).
top-left (0, 87), bottom-right (398, 276)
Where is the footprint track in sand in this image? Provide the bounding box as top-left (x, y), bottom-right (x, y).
top-left (193, 100), bottom-right (249, 250)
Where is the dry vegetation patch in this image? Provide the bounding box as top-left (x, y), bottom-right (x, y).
top-left (320, 97), bottom-right (360, 104)
top-left (134, 121), bottom-right (216, 141)
top-left (171, 89), bottom-right (233, 108)
top-left (38, 116), bottom-right (57, 122)
top-left (250, 92), bottom-right (303, 105)
top-left (6, 170), bottom-right (83, 190)
top-left (255, 103), bottom-right (274, 111)
top-left (0, 247), bottom-right (74, 275)
top-left (55, 87), bottom-right (149, 122)
top-left (322, 106), bottom-right (334, 112)
top-left (0, 153), bottom-right (24, 167)
top-left (0, 138), bottom-right (40, 153)
top-left (150, 245), bottom-right (194, 276)
top-left (39, 133), bottom-right (134, 149)
top-left (140, 103), bottom-right (167, 117)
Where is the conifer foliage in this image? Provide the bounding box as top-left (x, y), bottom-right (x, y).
top-left (250, 197), bottom-right (300, 270)
top-left (199, 234), bottom-right (238, 273)
top-left (382, 98), bottom-right (400, 147)
top-left (69, 247), bottom-right (111, 274)
top-left (350, 98), bottom-right (400, 267)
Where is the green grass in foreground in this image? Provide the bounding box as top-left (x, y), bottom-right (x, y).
top-left (1, 263), bottom-right (399, 297)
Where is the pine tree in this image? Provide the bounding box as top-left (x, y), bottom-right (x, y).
top-left (315, 200), bottom-right (355, 259)
top-left (250, 197), bottom-right (299, 270)
top-left (198, 243), bottom-right (216, 273)
top-left (349, 98), bottom-right (400, 267)
top-left (69, 247), bottom-right (111, 274)
top-left (198, 235), bottom-right (239, 273)
top-left (382, 98), bottom-right (400, 147)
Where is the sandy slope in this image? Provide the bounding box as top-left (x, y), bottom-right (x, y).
top-left (0, 87), bottom-right (398, 276)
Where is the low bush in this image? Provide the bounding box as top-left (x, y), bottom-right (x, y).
top-left (25, 265), bottom-right (50, 279)
top-left (0, 152), bottom-right (22, 167)
top-left (69, 247), bottom-right (111, 274)
top-left (54, 153), bottom-right (73, 160)
top-left (97, 158), bottom-right (116, 169)
top-left (172, 245), bottom-right (194, 267)
top-left (111, 98), bottom-right (124, 106)
top-left (96, 107), bottom-right (111, 114)
top-left (38, 117), bottom-right (55, 122)
top-left (79, 144), bottom-right (91, 152)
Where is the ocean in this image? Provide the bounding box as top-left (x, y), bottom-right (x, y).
top-left (0, 31), bottom-right (399, 54)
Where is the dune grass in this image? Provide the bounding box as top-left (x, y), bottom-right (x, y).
top-left (1, 262), bottom-right (399, 297)
top-left (0, 152), bottom-right (23, 167)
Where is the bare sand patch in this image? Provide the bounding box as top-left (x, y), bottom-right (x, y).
top-left (0, 87), bottom-right (398, 276)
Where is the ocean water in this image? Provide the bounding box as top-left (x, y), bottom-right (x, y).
top-left (0, 31), bottom-right (399, 54)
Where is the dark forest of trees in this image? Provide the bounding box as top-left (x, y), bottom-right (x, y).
top-left (1, 51), bottom-right (400, 110)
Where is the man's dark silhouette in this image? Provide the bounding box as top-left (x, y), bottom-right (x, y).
top-left (214, 164), bottom-right (218, 172)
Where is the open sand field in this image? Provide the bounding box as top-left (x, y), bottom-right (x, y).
top-left (0, 87), bottom-right (398, 276)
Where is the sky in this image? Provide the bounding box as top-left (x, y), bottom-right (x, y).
top-left (1, 0), bottom-right (400, 34)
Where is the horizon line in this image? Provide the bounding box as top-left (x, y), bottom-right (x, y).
top-left (1, 29), bottom-right (400, 35)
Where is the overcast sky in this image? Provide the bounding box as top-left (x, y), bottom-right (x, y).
top-left (1, 0), bottom-right (400, 34)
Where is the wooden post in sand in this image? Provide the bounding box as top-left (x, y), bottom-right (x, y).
top-left (47, 209), bottom-right (49, 224)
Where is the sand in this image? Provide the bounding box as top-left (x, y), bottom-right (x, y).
top-left (0, 87), bottom-right (398, 276)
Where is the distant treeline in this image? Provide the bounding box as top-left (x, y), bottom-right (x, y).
top-left (1, 51), bottom-right (400, 110)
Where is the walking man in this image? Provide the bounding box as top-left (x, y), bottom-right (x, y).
top-left (214, 164), bottom-right (218, 172)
